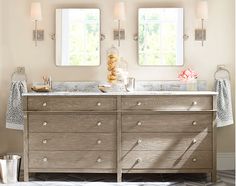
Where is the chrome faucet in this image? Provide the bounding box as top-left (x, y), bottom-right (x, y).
top-left (48, 76), bottom-right (52, 90)
top-left (43, 76), bottom-right (52, 90)
top-left (125, 77), bottom-right (135, 92)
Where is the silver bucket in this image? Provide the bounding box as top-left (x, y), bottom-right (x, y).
top-left (0, 155), bottom-right (21, 184)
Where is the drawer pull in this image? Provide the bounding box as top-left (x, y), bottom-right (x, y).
top-left (43, 157), bottom-right (48, 162)
top-left (136, 158), bottom-right (142, 164)
top-left (192, 158), bottom-right (197, 162)
top-left (96, 158), bottom-right (102, 163)
top-left (42, 139), bottom-right (47, 144)
top-left (43, 122), bottom-right (48, 126)
top-left (192, 121), bottom-right (197, 126)
top-left (137, 121), bottom-right (142, 126)
top-left (97, 102), bottom-right (102, 107)
top-left (136, 102), bottom-right (142, 106)
top-left (192, 139), bottom-right (197, 144)
top-left (42, 102), bottom-right (47, 107)
top-left (97, 139), bottom-right (102, 144)
top-left (137, 139), bottom-right (142, 144)
top-left (97, 121), bottom-right (102, 126)
top-left (192, 101), bottom-right (198, 106)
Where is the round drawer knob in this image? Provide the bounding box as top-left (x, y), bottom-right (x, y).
top-left (136, 158), bottom-right (142, 163)
top-left (192, 158), bottom-right (197, 162)
top-left (97, 102), bottom-right (101, 107)
top-left (97, 121), bottom-right (102, 126)
top-left (192, 101), bottom-right (198, 106)
top-left (42, 139), bottom-right (47, 144)
top-left (137, 121), bottom-right (142, 126)
top-left (137, 139), bottom-right (142, 144)
top-left (43, 157), bottom-right (48, 162)
top-left (97, 139), bottom-right (102, 144)
top-left (192, 139), bottom-right (197, 144)
top-left (192, 121), bottom-right (197, 126)
top-left (43, 122), bottom-right (48, 126)
top-left (137, 102), bottom-right (142, 106)
top-left (97, 158), bottom-right (102, 163)
top-left (42, 102), bottom-right (47, 107)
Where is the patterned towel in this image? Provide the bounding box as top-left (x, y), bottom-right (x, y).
top-left (215, 79), bottom-right (234, 127)
top-left (6, 80), bottom-right (27, 130)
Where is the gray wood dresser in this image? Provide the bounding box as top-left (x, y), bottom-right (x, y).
top-left (23, 92), bottom-right (217, 182)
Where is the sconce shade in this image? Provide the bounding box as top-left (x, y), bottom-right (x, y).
top-left (31, 2), bottom-right (42, 21)
top-left (114, 2), bottom-right (126, 21)
top-left (196, 0), bottom-right (208, 20)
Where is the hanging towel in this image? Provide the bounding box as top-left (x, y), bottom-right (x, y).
top-left (215, 79), bottom-right (234, 127)
top-left (6, 80), bottom-right (27, 130)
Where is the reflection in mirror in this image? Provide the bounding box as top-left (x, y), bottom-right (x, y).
top-left (56, 9), bottom-right (100, 66)
top-left (138, 8), bottom-right (184, 66)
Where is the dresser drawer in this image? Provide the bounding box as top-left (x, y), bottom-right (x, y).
top-left (27, 96), bottom-right (116, 111)
top-left (122, 151), bottom-right (212, 169)
top-left (122, 113), bottom-right (212, 133)
top-left (29, 114), bottom-right (116, 133)
top-left (121, 96), bottom-right (212, 110)
top-left (29, 133), bottom-right (115, 151)
top-left (29, 151), bottom-right (115, 169)
top-left (122, 132), bottom-right (212, 151)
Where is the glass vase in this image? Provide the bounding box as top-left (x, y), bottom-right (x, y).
top-left (107, 46), bottom-right (119, 84)
top-left (186, 79), bottom-right (198, 91)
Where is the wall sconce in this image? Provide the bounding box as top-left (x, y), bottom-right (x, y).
top-left (31, 2), bottom-right (43, 46)
top-left (113, 1), bottom-right (126, 47)
top-left (195, 0), bottom-right (208, 46)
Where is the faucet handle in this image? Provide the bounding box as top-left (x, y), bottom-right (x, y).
top-left (48, 76), bottom-right (52, 90)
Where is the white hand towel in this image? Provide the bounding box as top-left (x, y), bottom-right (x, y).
top-left (6, 80), bottom-right (27, 130)
top-left (215, 79), bottom-right (234, 127)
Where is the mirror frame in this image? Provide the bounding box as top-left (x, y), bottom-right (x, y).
top-left (55, 8), bottom-right (101, 67)
top-left (137, 8), bottom-right (184, 67)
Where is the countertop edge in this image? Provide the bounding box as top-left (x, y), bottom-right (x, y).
top-left (22, 91), bottom-right (218, 96)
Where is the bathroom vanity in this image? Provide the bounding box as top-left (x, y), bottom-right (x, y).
top-left (23, 91), bottom-right (217, 182)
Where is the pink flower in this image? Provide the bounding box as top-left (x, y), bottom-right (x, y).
top-left (178, 68), bottom-right (198, 82)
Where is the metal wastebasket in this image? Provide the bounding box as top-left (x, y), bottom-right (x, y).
top-left (0, 155), bottom-right (21, 184)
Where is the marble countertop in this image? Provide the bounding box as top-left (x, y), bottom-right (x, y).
top-left (23, 81), bottom-right (217, 96)
top-left (23, 91), bottom-right (218, 96)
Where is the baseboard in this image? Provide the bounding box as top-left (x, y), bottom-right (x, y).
top-left (217, 153), bottom-right (235, 170)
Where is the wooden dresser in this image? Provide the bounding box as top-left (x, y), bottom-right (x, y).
top-left (23, 92), bottom-right (217, 182)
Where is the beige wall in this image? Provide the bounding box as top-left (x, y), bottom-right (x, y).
top-left (0, 0), bottom-right (234, 154)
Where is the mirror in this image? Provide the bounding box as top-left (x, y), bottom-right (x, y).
top-left (138, 8), bottom-right (184, 66)
top-left (56, 9), bottom-right (100, 66)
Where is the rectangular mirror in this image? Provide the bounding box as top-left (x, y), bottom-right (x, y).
top-left (138, 8), bottom-right (184, 66)
top-left (56, 9), bottom-right (100, 66)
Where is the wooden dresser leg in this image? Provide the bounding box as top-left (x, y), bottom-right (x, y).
top-left (23, 109), bottom-right (29, 182)
top-left (24, 171), bottom-right (29, 182)
top-left (211, 171), bottom-right (217, 183)
top-left (116, 96), bottom-right (122, 182)
top-left (117, 172), bottom-right (122, 182)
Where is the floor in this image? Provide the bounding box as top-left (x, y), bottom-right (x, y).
top-left (1, 171), bottom-right (235, 186)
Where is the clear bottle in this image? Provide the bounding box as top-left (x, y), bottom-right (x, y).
top-left (107, 45), bottom-right (119, 84)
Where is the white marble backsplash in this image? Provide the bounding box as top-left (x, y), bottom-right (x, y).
top-left (31, 80), bottom-right (208, 92)
top-left (135, 80), bottom-right (207, 91)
